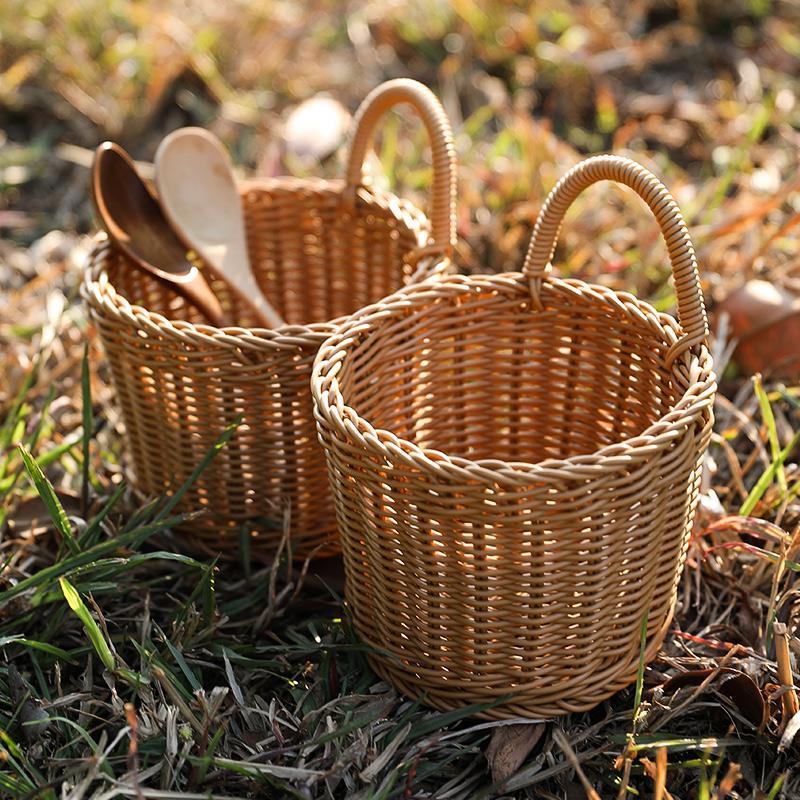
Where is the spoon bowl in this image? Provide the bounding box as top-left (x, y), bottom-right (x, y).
top-left (155, 128), bottom-right (285, 329)
top-left (91, 142), bottom-right (225, 325)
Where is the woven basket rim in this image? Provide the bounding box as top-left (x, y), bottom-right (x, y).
top-left (82, 177), bottom-right (444, 351)
top-left (311, 270), bottom-right (717, 484)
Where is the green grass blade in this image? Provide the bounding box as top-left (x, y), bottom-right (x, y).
top-left (0, 357), bottom-right (39, 451)
top-left (0, 727), bottom-right (45, 788)
top-left (705, 94), bottom-right (773, 216)
top-left (35, 434), bottom-right (83, 469)
top-left (754, 374), bottom-right (786, 492)
top-left (123, 490), bottom-right (168, 532)
top-left (0, 634), bottom-right (76, 662)
top-left (698, 750), bottom-right (711, 800)
top-left (78, 481), bottom-right (126, 548)
top-left (200, 559), bottom-right (217, 624)
top-left (0, 514), bottom-right (188, 608)
top-left (0, 387), bottom-right (60, 509)
top-left (615, 735), bottom-right (745, 752)
top-left (81, 343), bottom-right (92, 514)
top-left (161, 635), bottom-right (203, 692)
top-left (740, 430), bottom-right (800, 516)
top-left (239, 523), bottom-right (252, 579)
top-left (18, 444), bottom-right (79, 555)
top-left (126, 551), bottom-right (203, 569)
top-left (46, 715), bottom-right (114, 777)
top-left (0, 773), bottom-right (34, 796)
top-left (766, 772), bottom-right (786, 800)
top-left (195, 723), bottom-right (228, 785)
top-left (23, 385), bottom-right (56, 456)
top-left (59, 577), bottom-right (115, 671)
top-left (633, 610), bottom-right (649, 724)
top-left (407, 697), bottom-right (514, 740)
top-left (154, 418), bottom-right (240, 522)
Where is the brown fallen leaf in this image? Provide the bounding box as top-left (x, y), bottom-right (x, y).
top-left (566, 781), bottom-right (589, 800)
top-left (716, 280), bottom-right (800, 377)
top-left (6, 490), bottom-right (82, 536)
top-left (734, 314), bottom-right (800, 378)
top-left (717, 280), bottom-right (797, 327)
top-left (660, 668), bottom-right (767, 730)
top-left (716, 762), bottom-right (743, 799)
top-left (8, 665), bottom-right (50, 743)
top-left (486, 722), bottom-right (545, 785)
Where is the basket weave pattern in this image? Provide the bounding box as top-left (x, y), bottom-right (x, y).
top-left (312, 156), bottom-right (716, 717)
top-left (82, 79), bottom-right (456, 558)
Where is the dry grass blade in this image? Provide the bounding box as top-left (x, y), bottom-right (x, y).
top-left (774, 623), bottom-right (800, 726)
top-left (653, 747), bottom-right (668, 800)
top-left (552, 729), bottom-right (601, 800)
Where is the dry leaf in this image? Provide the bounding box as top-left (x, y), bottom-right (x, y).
top-left (565, 781), bottom-right (588, 800)
top-left (7, 490), bottom-right (82, 535)
top-left (717, 280), bottom-right (800, 377)
top-left (661, 668), bottom-right (767, 729)
top-left (486, 722), bottom-right (545, 784)
top-left (8, 665), bottom-right (50, 742)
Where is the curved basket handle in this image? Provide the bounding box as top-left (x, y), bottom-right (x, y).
top-left (344, 78), bottom-right (456, 256)
top-left (524, 155), bottom-right (708, 357)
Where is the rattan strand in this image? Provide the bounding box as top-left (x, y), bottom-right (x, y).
top-left (311, 155), bottom-right (717, 718)
top-left (82, 79), bottom-right (456, 559)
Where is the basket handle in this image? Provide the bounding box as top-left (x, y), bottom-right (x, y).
top-left (523, 155), bottom-right (708, 356)
top-left (344, 78), bottom-right (457, 256)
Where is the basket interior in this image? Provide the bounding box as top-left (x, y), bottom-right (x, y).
top-left (339, 279), bottom-right (684, 463)
top-left (102, 182), bottom-right (427, 327)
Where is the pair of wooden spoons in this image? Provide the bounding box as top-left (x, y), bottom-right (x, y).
top-left (91, 129), bottom-right (284, 328)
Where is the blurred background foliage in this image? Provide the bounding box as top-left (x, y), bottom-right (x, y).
top-left (1, 0), bottom-right (798, 305)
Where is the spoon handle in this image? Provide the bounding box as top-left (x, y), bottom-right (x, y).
top-left (179, 268), bottom-right (228, 326)
top-left (245, 287), bottom-right (285, 328)
top-left (222, 241), bottom-right (284, 328)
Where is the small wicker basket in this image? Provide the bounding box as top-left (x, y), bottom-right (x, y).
top-left (82, 79), bottom-right (456, 559)
top-left (312, 155), bottom-right (716, 718)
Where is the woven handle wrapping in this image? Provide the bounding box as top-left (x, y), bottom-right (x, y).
top-left (344, 78), bottom-right (456, 255)
top-left (524, 155), bottom-right (709, 354)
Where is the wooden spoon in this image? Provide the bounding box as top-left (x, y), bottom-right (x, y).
top-left (91, 142), bottom-right (226, 326)
top-left (155, 128), bottom-right (285, 328)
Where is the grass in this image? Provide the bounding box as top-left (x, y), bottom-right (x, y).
top-left (1, 0), bottom-right (800, 797)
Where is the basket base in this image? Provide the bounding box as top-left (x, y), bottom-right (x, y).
top-left (170, 522), bottom-right (341, 563)
top-left (127, 479), bottom-right (340, 562)
top-left (362, 610), bottom-right (674, 719)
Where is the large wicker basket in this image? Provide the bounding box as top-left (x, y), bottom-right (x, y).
top-left (82, 79), bottom-right (456, 559)
top-left (312, 155), bottom-right (716, 718)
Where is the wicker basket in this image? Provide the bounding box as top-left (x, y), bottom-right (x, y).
top-left (82, 79), bottom-right (456, 559)
top-left (312, 155), bottom-right (716, 718)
